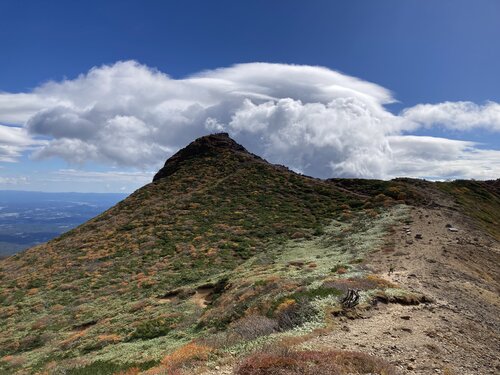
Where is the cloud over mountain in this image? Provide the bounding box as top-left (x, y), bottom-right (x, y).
top-left (0, 61), bottom-right (499, 179)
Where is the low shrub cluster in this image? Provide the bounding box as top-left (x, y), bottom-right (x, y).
top-left (235, 349), bottom-right (397, 375)
top-left (231, 314), bottom-right (279, 341)
top-left (273, 297), bottom-right (316, 331)
top-left (267, 286), bottom-right (341, 331)
top-left (128, 316), bottom-right (179, 341)
top-left (65, 360), bottom-right (157, 375)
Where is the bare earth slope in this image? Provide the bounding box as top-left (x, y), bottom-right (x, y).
top-left (307, 196), bottom-right (500, 374)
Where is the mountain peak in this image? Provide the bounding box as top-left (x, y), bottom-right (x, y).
top-left (153, 133), bottom-right (253, 181)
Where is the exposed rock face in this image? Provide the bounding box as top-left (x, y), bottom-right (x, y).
top-left (153, 133), bottom-right (256, 181)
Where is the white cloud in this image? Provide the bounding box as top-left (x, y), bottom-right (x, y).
top-left (0, 61), bottom-right (498, 180)
top-left (0, 176), bottom-right (29, 185)
top-left (402, 101), bottom-right (500, 131)
top-left (49, 169), bottom-right (153, 193)
top-left (388, 136), bottom-right (500, 180)
top-left (0, 125), bottom-right (42, 162)
top-left (0, 93), bottom-right (58, 124)
top-left (51, 169), bottom-right (154, 183)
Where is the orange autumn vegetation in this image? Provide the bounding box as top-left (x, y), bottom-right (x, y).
top-left (161, 342), bottom-right (212, 368)
top-left (144, 342), bottom-right (212, 374)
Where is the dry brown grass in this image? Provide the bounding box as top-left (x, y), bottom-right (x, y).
top-left (230, 315), bottom-right (278, 341)
top-left (159, 342), bottom-right (212, 372)
top-left (0, 354), bottom-right (26, 368)
top-left (234, 349), bottom-right (397, 375)
top-left (59, 330), bottom-right (88, 350)
top-left (142, 341), bottom-right (212, 374)
top-left (373, 290), bottom-right (433, 305)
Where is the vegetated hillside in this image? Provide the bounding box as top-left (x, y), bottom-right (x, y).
top-left (436, 179), bottom-right (500, 240)
top-left (0, 134), bottom-right (498, 375)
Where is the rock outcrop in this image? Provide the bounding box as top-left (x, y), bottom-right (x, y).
top-left (153, 133), bottom-right (258, 181)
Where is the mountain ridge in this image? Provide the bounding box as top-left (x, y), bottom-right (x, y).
top-left (0, 134), bottom-right (499, 375)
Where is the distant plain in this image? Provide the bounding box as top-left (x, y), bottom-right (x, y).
top-left (0, 191), bottom-right (127, 256)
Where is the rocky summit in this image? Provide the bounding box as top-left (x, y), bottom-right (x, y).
top-left (153, 133), bottom-right (255, 181)
top-left (0, 134), bottom-right (499, 375)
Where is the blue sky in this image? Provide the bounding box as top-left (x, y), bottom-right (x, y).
top-left (1, 0), bottom-right (499, 192)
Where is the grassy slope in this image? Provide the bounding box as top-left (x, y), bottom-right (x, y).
top-left (0, 134), bottom-right (498, 374)
top-left (436, 179), bottom-right (500, 240)
top-left (0, 139), bottom-right (375, 372)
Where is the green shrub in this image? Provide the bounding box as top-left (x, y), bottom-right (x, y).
top-left (128, 317), bottom-right (178, 341)
top-left (67, 360), bottom-right (156, 375)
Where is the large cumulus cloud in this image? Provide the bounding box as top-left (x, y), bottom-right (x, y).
top-left (0, 61), bottom-right (499, 180)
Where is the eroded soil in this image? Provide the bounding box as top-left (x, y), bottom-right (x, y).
top-left (306, 199), bottom-right (500, 374)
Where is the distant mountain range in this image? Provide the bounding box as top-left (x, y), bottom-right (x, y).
top-left (0, 191), bottom-right (127, 256)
